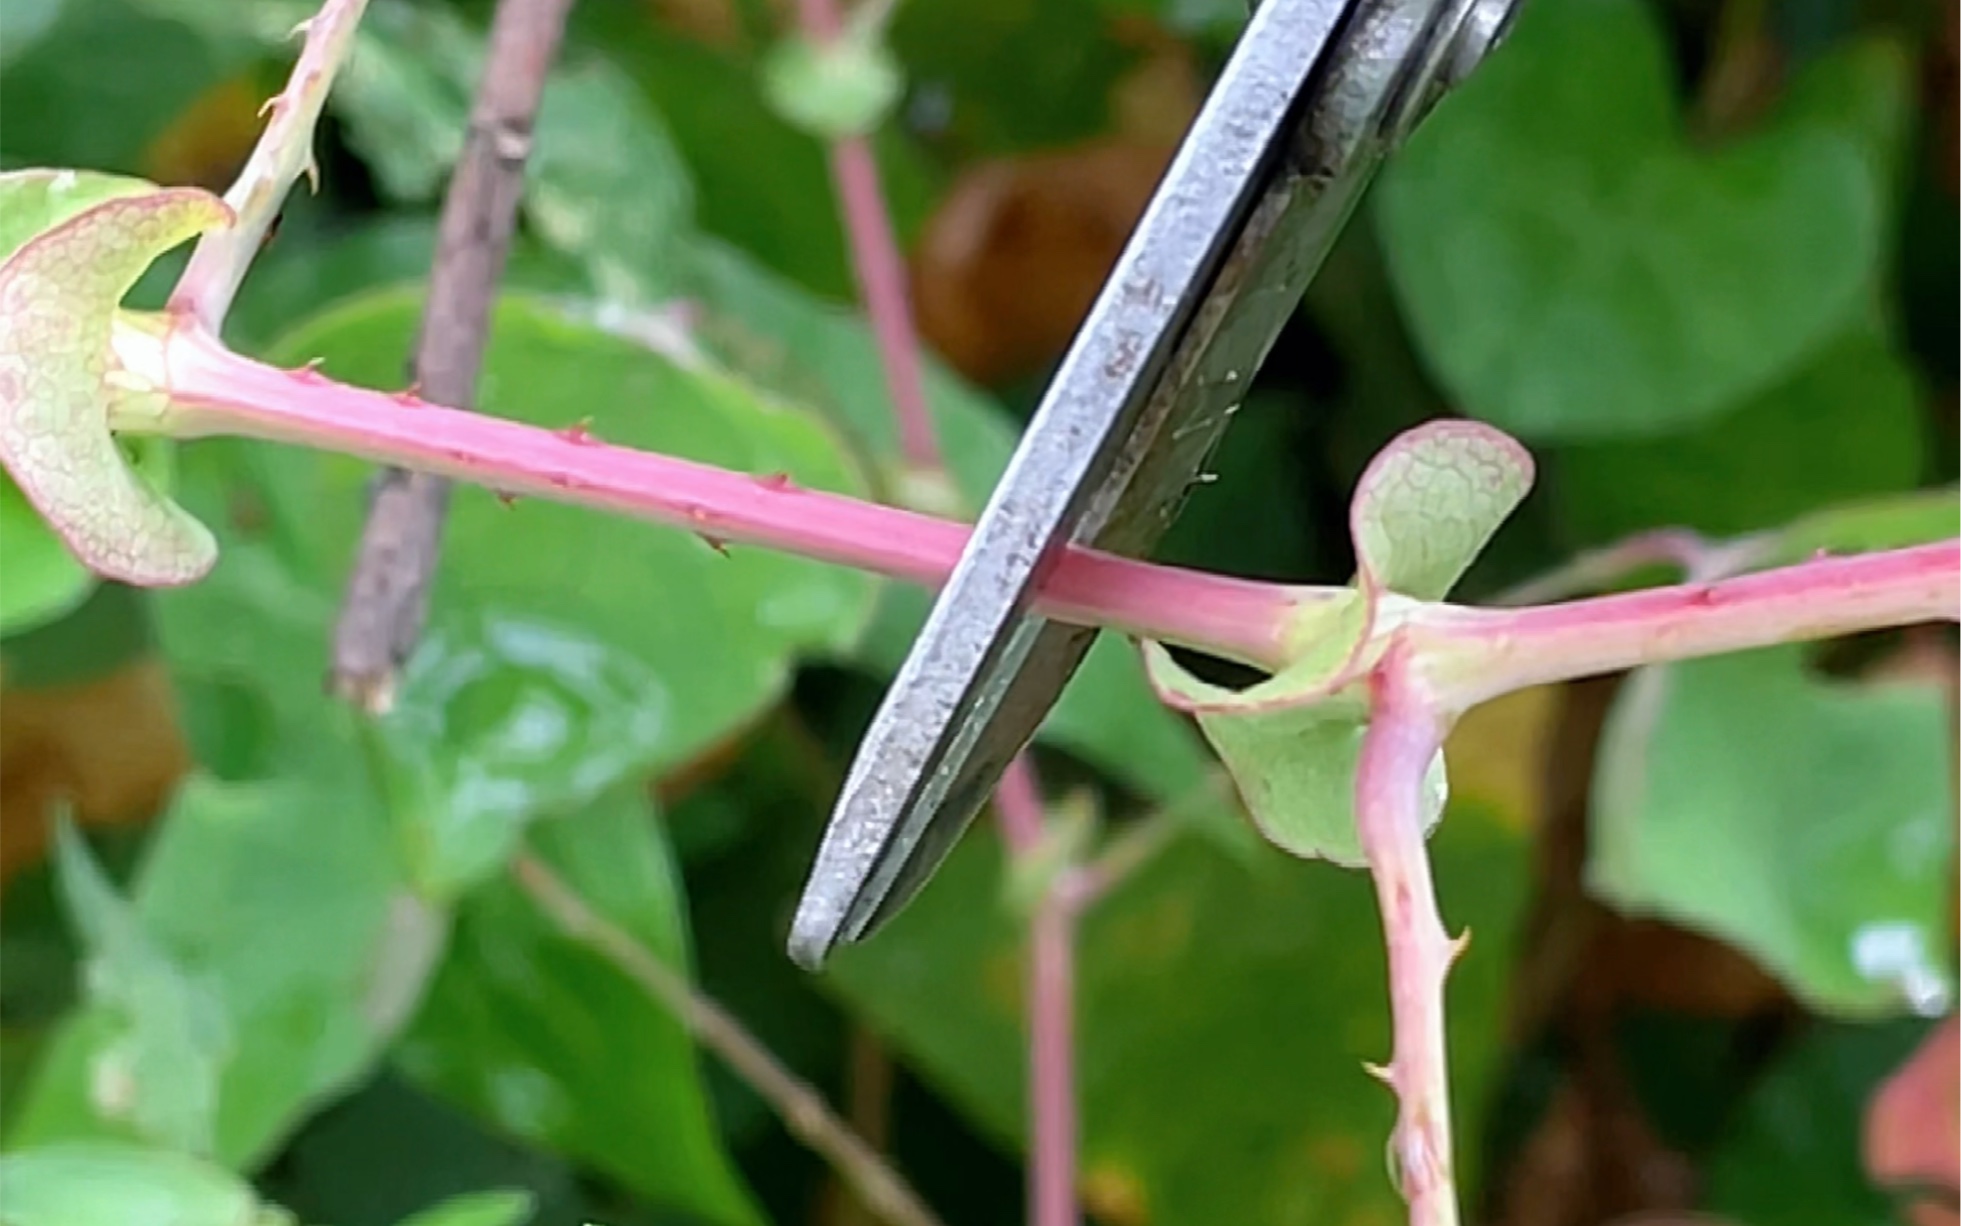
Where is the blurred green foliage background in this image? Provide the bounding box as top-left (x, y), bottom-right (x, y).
top-left (0, 0), bottom-right (1955, 1222)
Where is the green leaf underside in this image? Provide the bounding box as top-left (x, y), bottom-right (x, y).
top-left (1142, 419), bottom-right (1528, 863)
top-left (1349, 418), bottom-right (1535, 601)
top-left (1591, 645), bottom-right (1956, 1018)
top-left (0, 169), bottom-right (207, 632)
top-left (1375, 0), bottom-right (1893, 440)
top-left (0, 181), bottom-right (226, 585)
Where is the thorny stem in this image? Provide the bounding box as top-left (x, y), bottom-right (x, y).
top-left (1414, 540), bottom-right (1961, 710)
top-left (329, 0), bottom-right (576, 711)
top-left (170, 0), bottom-right (371, 330)
top-left (511, 854), bottom-right (948, 1226)
top-left (142, 323), bottom-right (1310, 667)
top-left (1356, 650), bottom-right (1464, 1226)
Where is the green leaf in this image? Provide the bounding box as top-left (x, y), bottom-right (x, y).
top-left (826, 804), bottom-right (1531, 1222)
top-left (0, 0), bottom-right (243, 175)
top-left (0, 0), bottom-right (65, 69)
top-left (261, 287), bottom-right (880, 776)
top-left (394, 1190), bottom-right (538, 1226)
top-left (1138, 419), bottom-right (1529, 862)
top-left (1142, 647), bottom-right (1444, 866)
top-left (530, 58), bottom-right (697, 304)
top-left (0, 473), bottom-right (94, 635)
top-left (227, 215), bottom-right (589, 357)
top-left (885, 0), bottom-right (1138, 151)
top-left (1375, 0), bottom-right (1897, 440)
top-left (1762, 488), bottom-right (1961, 567)
top-left (0, 1141), bottom-right (292, 1226)
top-left (1554, 327), bottom-right (1927, 544)
top-left (44, 820), bottom-right (230, 1154)
top-left (374, 610), bottom-right (675, 899)
top-left (0, 168), bottom-right (157, 262)
top-left (0, 182), bottom-right (228, 586)
top-left (328, 0), bottom-right (480, 203)
top-left (761, 31), bottom-right (905, 142)
top-left (1705, 1020), bottom-right (1931, 1226)
top-left (1348, 418), bottom-right (1535, 601)
top-left (1590, 646), bottom-right (1956, 1017)
top-left (11, 769), bottom-right (440, 1171)
top-left (572, 13), bottom-right (938, 297)
top-left (397, 794), bottom-right (763, 1226)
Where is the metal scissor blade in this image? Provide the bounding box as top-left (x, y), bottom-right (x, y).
top-left (789, 0), bottom-right (1519, 970)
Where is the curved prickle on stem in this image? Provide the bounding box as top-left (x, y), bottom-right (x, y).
top-left (0, 185), bottom-right (233, 586)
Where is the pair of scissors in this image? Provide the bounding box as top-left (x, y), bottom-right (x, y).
top-left (789, 0), bottom-right (1523, 970)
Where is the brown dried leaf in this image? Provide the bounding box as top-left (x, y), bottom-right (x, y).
top-left (910, 140), bottom-right (1174, 386)
top-left (0, 658), bottom-right (191, 889)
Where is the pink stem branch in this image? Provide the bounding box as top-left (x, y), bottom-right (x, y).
top-left (171, 0), bottom-right (372, 331)
top-left (793, 0), bottom-right (941, 472)
top-left (998, 759), bottom-right (1081, 1226)
top-left (775, 5), bottom-right (1073, 1209)
top-left (1415, 540), bottom-right (1961, 709)
top-left (827, 137), bottom-right (941, 473)
top-left (148, 323), bottom-right (1306, 668)
top-left (1356, 651), bottom-right (1463, 1226)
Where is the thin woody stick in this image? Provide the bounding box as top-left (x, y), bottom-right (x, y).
top-left (328, 0), bottom-right (577, 712)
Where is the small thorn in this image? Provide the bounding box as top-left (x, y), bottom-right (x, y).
top-left (1362, 1060), bottom-right (1395, 1087)
top-left (1447, 927), bottom-right (1473, 966)
top-left (697, 533), bottom-right (730, 556)
top-left (289, 357), bottom-right (327, 382)
top-left (303, 155), bottom-right (321, 194)
top-left (1812, 547), bottom-right (1832, 562)
top-left (556, 418), bottom-right (598, 445)
top-left (754, 471), bottom-right (794, 491)
top-left (258, 94), bottom-right (281, 120)
top-left (289, 16), bottom-right (314, 40)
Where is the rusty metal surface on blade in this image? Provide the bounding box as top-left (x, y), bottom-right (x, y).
top-left (789, 0), bottom-right (1517, 970)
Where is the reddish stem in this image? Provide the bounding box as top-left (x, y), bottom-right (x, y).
top-left (1417, 540), bottom-right (1961, 708)
top-left (792, 0), bottom-right (942, 473)
top-left (147, 324), bottom-right (1305, 666)
top-left (1355, 652), bottom-right (1462, 1226)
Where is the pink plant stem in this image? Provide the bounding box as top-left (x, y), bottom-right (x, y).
top-left (1356, 651), bottom-right (1462, 1226)
top-left (171, 0), bottom-right (371, 330)
top-left (827, 138), bottom-right (942, 472)
top-left (998, 759), bottom-right (1080, 1226)
top-left (1416, 540), bottom-right (1961, 709)
top-left (777, 2), bottom-right (1079, 1218)
top-left (154, 332), bottom-right (1303, 667)
top-left (793, 0), bottom-right (942, 472)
